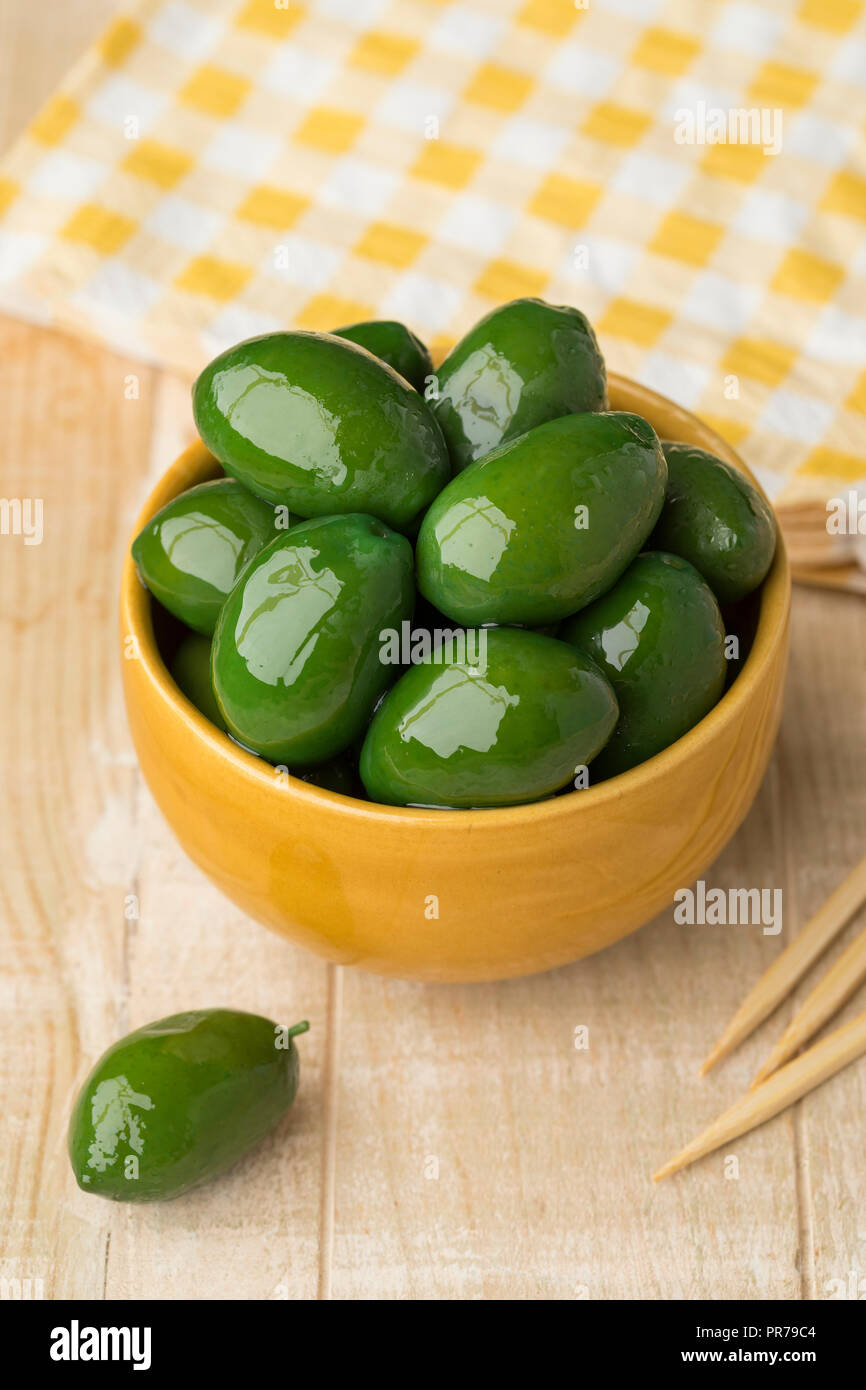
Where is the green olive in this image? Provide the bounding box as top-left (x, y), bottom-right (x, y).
top-left (333, 319), bottom-right (432, 392)
top-left (193, 331), bottom-right (449, 533)
top-left (212, 513), bottom-right (414, 765)
top-left (416, 412), bottom-right (667, 626)
top-left (360, 628), bottom-right (618, 807)
top-left (132, 479), bottom-right (278, 635)
top-left (561, 551), bottom-right (727, 779)
top-left (68, 1010), bottom-right (309, 1202)
top-left (432, 297), bottom-right (607, 472)
top-left (651, 441), bottom-right (777, 603)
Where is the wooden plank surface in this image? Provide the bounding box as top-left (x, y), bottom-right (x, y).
top-left (1, 1), bottom-right (864, 1302)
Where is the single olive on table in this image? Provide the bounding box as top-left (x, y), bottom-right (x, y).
top-left (130, 298), bottom-right (777, 809)
top-left (68, 1010), bottom-right (309, 1202)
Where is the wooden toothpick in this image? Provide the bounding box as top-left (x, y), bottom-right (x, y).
top-left (699, 855), bottom-right (866, 1075)
top-left (654, 1009), bottom-right (866, 1181)
top-left (751, 923), bottom-right (866, 1087)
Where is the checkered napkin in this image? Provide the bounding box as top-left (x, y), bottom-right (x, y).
top-left (0, 0), bottom-right (865, 511)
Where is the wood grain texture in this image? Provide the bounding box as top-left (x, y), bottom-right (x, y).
top-left (775, 589), bottom-right (866, 1302)
top-left (1, 0), bottom-right (865, 1303)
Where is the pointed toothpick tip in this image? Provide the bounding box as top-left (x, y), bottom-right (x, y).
top-left (652, 1153), bottom-right (686, 1182)
top-left (749, 1064), bottom-right (773, 1090)
top-left (697, 1039), bottom-right (733, 1078)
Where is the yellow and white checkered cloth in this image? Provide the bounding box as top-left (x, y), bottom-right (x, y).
top-left (0, 0), bottom-right (864, 505)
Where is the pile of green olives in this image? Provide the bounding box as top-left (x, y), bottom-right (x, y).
top-left (132, 298), bottom-right (777, 810)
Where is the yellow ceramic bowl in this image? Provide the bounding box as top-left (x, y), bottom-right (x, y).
top-left (121, 376), bottom-right (790, 982)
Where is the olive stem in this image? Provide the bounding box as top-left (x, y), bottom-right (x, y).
top-left (287, 1021), bottom-right (310, 1039)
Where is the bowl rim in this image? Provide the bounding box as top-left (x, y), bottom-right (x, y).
top-left (121, 373), bottom-right (791, 828)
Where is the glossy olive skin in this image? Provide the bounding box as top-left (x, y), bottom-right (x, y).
top-left (651, 441), bottom-right (777, 604)
top-left (68, 1010), bottom-right (307, 1202)
top-left (334, 319), bottom-right (433, 393)
top-left (433, 298), bottom-right (607, 472)
top-left (360, 628), bottom-right (618, 808)
top-left (416, 412), bottom-right (667, 626)
top-left (212, 513), bottom-right (414, 766)
top-left (193, 331), bottom-right (449, 533)
top-left (561, 552), bottom-right (727, 781)
top-left (132, 479), bottom-right (277, 635)
top-left (169, 631), bottom-right (225, 729)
